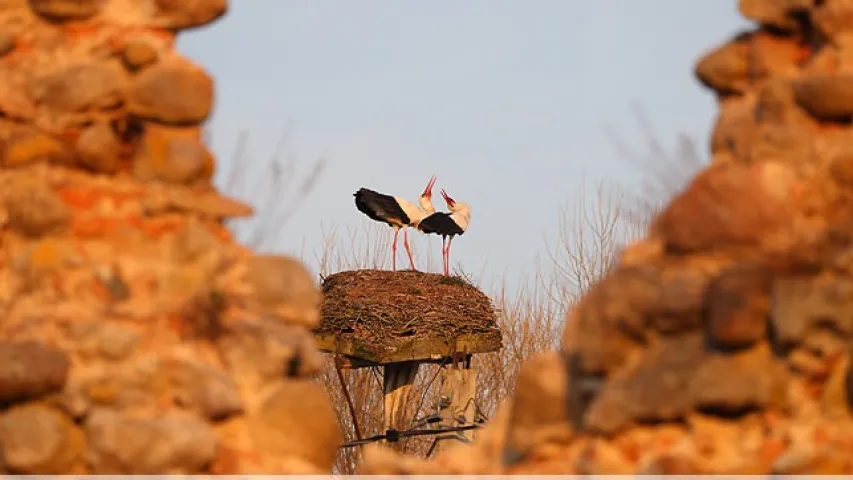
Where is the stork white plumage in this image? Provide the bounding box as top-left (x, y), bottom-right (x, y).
top-left (416, 189), bottom-right (470, 276)
top-left (353, 176), bottom-right (437, 271)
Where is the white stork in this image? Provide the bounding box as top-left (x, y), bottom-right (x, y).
top-left (416, 188), bottom-right (470, 276)
top-left (353, 175), bottom-right (437, 271)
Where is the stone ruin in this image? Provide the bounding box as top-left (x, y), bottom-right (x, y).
top-left (0, 0), bottom-right (342, 474)
top-left (362, 0), bottom-right (853, 475)
top-left (6, 0), bottom-right (853, 475)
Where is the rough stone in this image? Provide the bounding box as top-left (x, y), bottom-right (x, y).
top-left (821, 354), bottom-right (851, 417)
top-left (0, 74), bottom-right (36, 121)
top-left (739, 0), bottom-right (813, 32)
top-left (685, 412), bottom-right (764, 474)
top-left (77, 356), bottom-right (180, 410)
top-left (563, 277), bottom-right (643, 376)
top-left (168, 358), bottom-right (242, 420)
top-left (748, 124), bottom-right (819, 171)
top-left (750, 30), bottom-right (812, 78)
top-left (28, 0), bottom-right (104, 21)
top-left (12, 237), bottom-right (83, 276)
top-left (689, 341), bottom-right (789, 414)
top-left (144, 189), bottom-right (254, 218)
top-left (30, 61), bottom-right (125, 113)
top-left (647, 258), bottom-right (726, 333)
top-left (128, 60), bottom-right (214, 125)
top-left (121, 38), bottom-right (159, 71)
top-left (133, 124), bottom-right (214, 184)
top-left (504, 352), bottom-right (573, 462)
top-left (694, 35), bottom-right (752, 95)
top-left (153, 0), bottom-right (228, 30)
top-left (0, 402), bottom-right (85, 474)
top-left (65, 321), bottom-right (142, 361)
top-left (829, 149), bottom-right (853, 187)
top-left (85, 409), bottom-right (218, 474)
top-left (583, 334), bottom-right (706, 434)
top-left (75, 123), bottom-right (122, 173)
top-left (243, 255), bottom-right (321, 327)
top-left (803, 328), bottom-right (847, 362)
top-left (788, 347), bottom-right (828, 380)
top-left (575, 266), bottom-right (658, 340)
top-left (617, 239), bottom-right (665, 267)
top-left (0, 341), bottom-right (69, 403)
top-left (652, 162), bottom-right (794, 253)
top-left (812, 0), bottom-right (853, 45)
top-left (771, 275), bottom-right (853, 347)
top-left (171, 219), bottom-right (224, 263)
top-left (3, 127), bottom-right (74, 168)
top-left (845, 357), bottom-right (853, 413)
top-left (218, 320), bottom-right (324, 391)
top-left (568, 258), bottom-right (727, 376)
top-left (576, 258), bottom-right (717, 338)
top-left (361, 444), bottom-right (450, 475)
top-left (755, 77), bottom-right (815, 127)
top-left (711, 97), bottom-right (756, 161)
top-left (0, 35), bottom-right (14, 57)
top-left (576, 439), bottom-right (633, 474)
top-left (247, 379), bottom-right (342, 472)
top-left (793, 74), bottom-right (853, 122)
top-left (754, 158), bottom-right (804, 201)
top-left (93, 265), bottom-right (131, 302)
top-left (773, 448), bottom-right (851, 474)
top-left (704, 263), bottom-right (772, 349)
top-left (638, 453), bottom-right (708, 475)
top-left (3, 179), bottom-right (71, 237)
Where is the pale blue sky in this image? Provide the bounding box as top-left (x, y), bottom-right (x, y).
top-left (177, 2), bottom-right (751, 291)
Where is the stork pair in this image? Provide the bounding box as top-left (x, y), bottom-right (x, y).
top-left (353, 175), bottom-right (471, 276)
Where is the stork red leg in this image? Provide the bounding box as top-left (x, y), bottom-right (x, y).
top-left (441, 235), bottom-right (449, 276)
top-left (392, 227), bottom-right (400, 271)
top-left (446, 236), bottom-right (454, 276)
top-left (403, 227), bottom-right (415, 270)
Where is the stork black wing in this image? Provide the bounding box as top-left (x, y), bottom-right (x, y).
top-left (417, 212), bottom-right (464, 236)
top-left (354, 188), bottom-right (411, 226)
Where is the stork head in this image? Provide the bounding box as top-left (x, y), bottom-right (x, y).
top-left (441, 189), bottom-right (470, 216)
top-left (421, 175), bottom-right (436, 199)
top-left (441, 189), bottom-right (457, 209)
top-left (418, 175), bottom-right (437, 213)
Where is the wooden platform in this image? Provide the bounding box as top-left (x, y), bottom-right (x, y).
top-left (316, 269), bottom-right (502, 368)
top-left (315, 330), bottom-right (502, 368)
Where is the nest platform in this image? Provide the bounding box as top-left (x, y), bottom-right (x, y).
top-left (314, 269), bottom-right (502, 367)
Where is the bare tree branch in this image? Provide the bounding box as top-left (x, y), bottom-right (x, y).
top-left (218, 130), bottom-right (326, 251)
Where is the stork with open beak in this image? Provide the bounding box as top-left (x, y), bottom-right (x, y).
top-left (353, 175), bottom-right (438, 271)
top-left (416, 188), bottom-right (471, 276)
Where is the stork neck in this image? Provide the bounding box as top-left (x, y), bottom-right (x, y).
top-left (418, 196), bottom-right (436, 214)
top-left (450, 209), bottom-right (470, 231)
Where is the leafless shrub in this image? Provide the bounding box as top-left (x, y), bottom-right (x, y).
top-left (541, 179), bottom-right (647, 316)
top-left (218, 129), bottom-right (326, 251)
top-left (605, 104), bottom-right (707, 222)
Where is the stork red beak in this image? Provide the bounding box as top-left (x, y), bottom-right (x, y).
top-left (422, 175), bottom-right (437, 198)
top-left (441, 189), bottom-right (455, 207)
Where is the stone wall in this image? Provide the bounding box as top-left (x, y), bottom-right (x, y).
top-left (0, 0), bottom-right (341, 474)
top-left (363, 0), bottom-right (853, 474)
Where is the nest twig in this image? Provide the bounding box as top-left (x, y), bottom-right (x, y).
top-left (316, 270), bottom-right (499, 351)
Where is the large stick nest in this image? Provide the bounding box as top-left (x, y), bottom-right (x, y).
top-left (315, 269), bottom-right (501, 364)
